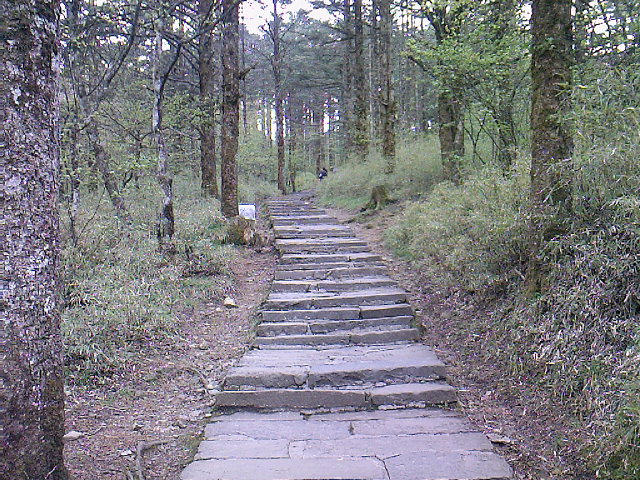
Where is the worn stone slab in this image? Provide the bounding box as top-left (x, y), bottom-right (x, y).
top-left (271, 277), bottom-right (397, 293)
top-left (181, 457), bottom-right (388, 480)
top-left (277, 261), bottom-right (387, 272)
top-left (352, 413), bottom-right (471, 436)
top-left (264, 288), bottom-right (407, 309)
top-left (262, 307), bottom-right (360, 322)
top-left (222, 366), bottom-right (308, 389)
top-left (254, 328), bottom-right (419, 347)
top-left (204, 418), bottom-right (352, 440)
top-left (360, 303), bottom-right (413, 318)
top-left (274, 265), bottom-right (388, 280)
top-left (370, 382), bottom-right (457, 406)
top-left (257, 316), bottom-right (413, 336)
top-left (384, 451), bottom-right (513, 480)
top-left (235, 344), bottom-right (441, 369)
top-left (214, 388), bottom-right (369, 409)
top-left (307, 356), bottom-right (446, 388)
top-left (289, 432), bottom-right (493, 459)
top-left (280, 253), bottom-right (383, 265)
top-left (196, 439), bottom-right (290, 460)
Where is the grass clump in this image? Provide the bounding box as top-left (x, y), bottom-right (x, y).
top-left (386, 162), bottom-right (530, 292)
top-left (317, 135), bottom-right (443, 208)
top-left (61, 175), bottom-right (233, 384)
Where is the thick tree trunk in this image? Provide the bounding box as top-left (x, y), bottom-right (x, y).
top-left (199, 0), bottom-right (219, 197)
top-left (221, 0), bottom-right (240, 218)
top-left (271, 0), bottom-right (286, 194)
top-left (152, 11), bottom-right (175, 245)
top-left (379, 0), bottom-right (396, 173)
top-left (438, 90), bottom-right (464, 184)
top-left (353, 0), bottom-right (369, 157)
top-left (0, 2), bottom-right (68, 479)
top-left (526, 0), bottom-right (573, 294)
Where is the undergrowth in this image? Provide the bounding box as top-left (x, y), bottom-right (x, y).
top-left (316, 135), bottom-right (443, 207)
top-left (61, 176), bottom-right (233, 384)
top-left (318, 65), bottom-right (639, 477)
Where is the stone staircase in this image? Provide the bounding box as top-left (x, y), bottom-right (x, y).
top-left (180, 193), bottom-right (513, 480)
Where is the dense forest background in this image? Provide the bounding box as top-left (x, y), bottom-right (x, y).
top-left (4, 0), bottom-right (638, 478)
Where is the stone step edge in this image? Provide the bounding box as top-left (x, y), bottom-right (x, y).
top-left (213, 382), bottom-right (457, 410)
top-left (256, 316), bottom-right (414, 336)
top-left (253, 329), bottom-right (420, 347)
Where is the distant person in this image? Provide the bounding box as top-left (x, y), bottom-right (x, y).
top-left (318, 167), bottom-right (328, 181)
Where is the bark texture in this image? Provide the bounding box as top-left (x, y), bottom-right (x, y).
top-left (270, 0), bottom-right (286, 194)
top-left (352, 0), bottom-right (369, 157)
top-left (0, 1), bottom-right (68, 478)
top-left (527, 0), bottom-right (574, 294)
top-left (221, 0), bottom-right (240, 218)
top-left (152, 10), bottom-right (176, 244)
top-left (438, 90), bottom-right (464, 184)
top-left (379, 0), bottom-right (396, 173)
top-left (199, 0), bottom-right (219, 197)
top-left (340, 0), bottom-right (354, 158)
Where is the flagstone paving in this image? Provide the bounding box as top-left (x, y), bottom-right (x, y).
top-left (180, 193), bottom-right (513, 480)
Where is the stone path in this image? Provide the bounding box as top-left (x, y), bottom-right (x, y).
top-left (180, 193), bottom-right (513, 480)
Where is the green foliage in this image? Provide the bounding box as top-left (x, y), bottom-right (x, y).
top-left (386, 162), bottom-right (529, 292)
top-left (317, 135), bottom-right (443, 208)
top-left (61, 176), bottom-right (232, 384)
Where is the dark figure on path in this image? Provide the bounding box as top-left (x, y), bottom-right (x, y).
top-left (318, 167), bottom-right (328, 181)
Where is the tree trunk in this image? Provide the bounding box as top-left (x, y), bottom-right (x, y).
top-left (199, 0), bottom-right (219, 197)
top-left (438, 90), bottom-right (464, 184)
top-left (341, 0), bottom-right (354, 159)
top-left (379, 0), bottom-right (396, 173)
top-left (353, 0), bottom-right (369, 157)
top-left (369, 0), bottom-right (380, 140)
top-left (271, 0), bottom-right (286, 194)
top-left (221, 0), bottom-right (240, 218)
top-left (152, 10), bottom-right (176, 245)
top-left (526, 0), bottom-right (574, 295)
top-left (1, 2), bottom-right (68, 478)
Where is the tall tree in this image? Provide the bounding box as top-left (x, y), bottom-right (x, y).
top-left (268, 0), bottom-right (287, 193)
top-left (221, 0), bottom-right (240, 218)
top-left (1, 1), bottom-right (68, 478)
top-left (152, 2), bottom-right (180, 245)
top-left (418, 1), bottom-right (472, 184)
top-left (526, 0), bottom-right (574, 294)
top-left (199, 0), bottom-right (219, 197)
top-left (353, 0), bottom-right (369, 156)
top-left (379, 0), bottom-right (396, 172)
top-left (341, 0), bottom-right (354, 158)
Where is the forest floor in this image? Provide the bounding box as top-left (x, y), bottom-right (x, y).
top-left (62, 240), bottom-right (277, 480)
top-left (326, 203), bottom-right (595, 480)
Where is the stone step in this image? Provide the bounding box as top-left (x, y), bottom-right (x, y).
top-left (261, 304), bottom-right (413, 322)
top-left (279, 253), bottom-right (383, 265)
top-left (277, 243), bottom-right (371, 254)
top-left (264, 288), bottom-right (407, 310)
top-left (256, 316), bottom-right (414, 336)
top-left (223, 345), bottom-right (444, 387)
top-left (271, 216), bottom-right (336, 225)
top-left (254, 328), bottom-right (420, 347)
top-left (274, 226), bottom-right (354, 239)
top-left (214, 382), bottom-right (456, 410)
top-left (276, 261), bottom-right (386, 272)
top-left (271, 277), bottom-right (397, 293)
top-left (274, 265), bottom-right (388, 280)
